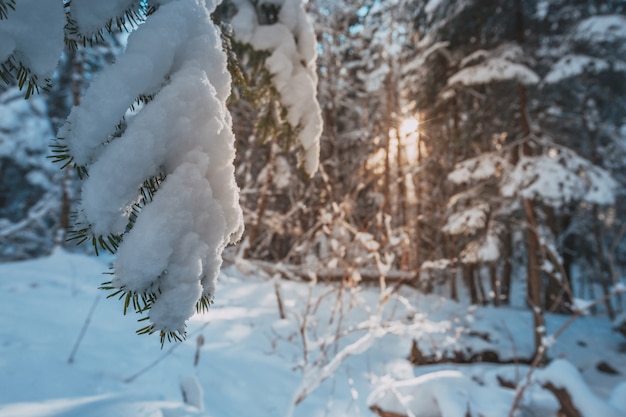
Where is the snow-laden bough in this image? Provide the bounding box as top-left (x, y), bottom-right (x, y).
top-left (60, 0), bottom-right (244, 341)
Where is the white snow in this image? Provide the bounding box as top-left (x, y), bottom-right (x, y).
top-left (544, 54), bottom-right (626, 84)
top-left (60, 0), bottom-right (244, 334)
top-left (536, 1), bottom-right (549, 20)
top-left (230, 0), bottom-right (322, 176)
top-left (70, 0), bottom-right (138, 38)
top-left (425, 0), bottom-right (445, 17)
top-left (421, 259), bottom-right (454, 271)
top-left (180, 375), bottom-right (204, 410)
top-left (0, 250), bottom-right (625, 417)
top-left (368, 370), bottom-right (516, 417)
top-left (461, 232), bottom-right (500, 264)
top-left (0, 0), bottom-right (64, 78)
top-left (449, 57), bottom-right (540, 86)
top-left (536, 359), bottom-right (625, 417)
top-left (442, 203), bottom-right (489, 236)
top-left (574, 15), bottom-right (626, 43)
top-left (448, 152), bottom-right (509, 185)
top-left (500, 149), bottom-right (617, 208)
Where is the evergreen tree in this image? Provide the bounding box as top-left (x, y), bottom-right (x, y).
top-left (407, 0), bottom-right (624, 352)
top-left (0, 0), bottom-right (321, 344)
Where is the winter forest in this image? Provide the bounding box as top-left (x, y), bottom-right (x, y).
top-left (1, 0), bottom-right (626, 416)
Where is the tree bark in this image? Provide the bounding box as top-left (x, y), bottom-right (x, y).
top-left (489, 264), bottom-right (500, 306)
top-left (524, 198), bottom-right (545, 354)
top-left (465, 263), bottom-right (479, 305)
top-left (543, 383), bottom-right (583, 417)
top-left (501, 230), bottom-right (512, 304)
top-left (593, 206), bottom-right (616, 320)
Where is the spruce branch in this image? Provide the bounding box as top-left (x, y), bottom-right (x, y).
top-left (64, 0), bottom-right (156, 49)
top-left (0, 55), bottom-right (52, 98)
top-left (48, 138), bottom-right (89, 179)
top-left (0, 0), bottom-right (15, 20)
top-left (100, 271), bottom-right (213, 347)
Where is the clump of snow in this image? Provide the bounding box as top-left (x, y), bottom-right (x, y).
top-left (180, 375), bottom-right (204, 410)
top-left (273, 154), bottom-right (292, 189)
top-left (571, 298), bottom-right (595, 315)
top-left (535, 1), bottom-right (549, 20)
top-left (500, 149), bottom-right (617, 208)
top-left (0, 0), bottom-right (64, 78)
top-left (421, 258), bottom-right (454, 271)
top-left (536, 359), bottom-right (625, 417)
top-left (449, 45), bottom-right (539, 87)
top-left (574, 15), bottom-right (626, 43)
top-left (449, 58), bottom-right (539, 86)
top-left (368, 370), bottom-right (515, 417)
top-left (62, 0), bottom-right (244, 334)
top-left (230, 0), bottom-right (322, 176)
top-left (544, 54), bottom-right (626, 84)
top-left (442, 203), bottom-right (489, 236)
top-left (70, 0), bottom-right (138, 38)
top-left (448, 153), bottom-right (509, 185)
top-left (461, 232), bottom-right (500, 263)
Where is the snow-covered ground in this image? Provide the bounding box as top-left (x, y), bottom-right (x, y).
top-left (0, 249), bottom-right (625, 417)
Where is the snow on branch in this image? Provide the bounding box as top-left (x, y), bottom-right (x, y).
top-left (442, 203), bottom-right (489, 236)
top-left (61, 0), bottom-right (244, 340)
top-left (0, 0), bottom-right (64, 96)
top-left (544, 54), bottom-right (626, 84)
top-left (448, 44), bottom-right (539, 87)
top-left (291, 321), bottom-right (388, 408)
top-left (368, 370), bottom-right (515, 417)
top-left (448, 152), bottom-right (509, 185)
top-left (69, 0), bottom-right (141, 39)
top-left (230, 0), bottom-right (322, 176)
top-left (500, 147), bottom-right (617, 208)
top-left (460, 232), bottom-right (500, 264)
top-left (573, 15), bottom-right (626, 44)
top-left (536, 359), bottom-right (626, 417)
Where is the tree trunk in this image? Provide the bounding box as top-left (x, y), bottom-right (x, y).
top-left (476, 267), bottom-right (488, 305)
top-left (465, 263), bottom-right (479, 305)
top-left (516, 0), bottom-right (545, 355)
top-left (382, 67), bottom-right (394, 221)
top-left (489, 264), bottom-right (500, 306)
top-left (245, 143), bottom-right (275, 257)
top-left (593, 206), bottom-right (616, 319)
top-left (524, 199), bottom-right (545, 354)
top-left (501, 230), bottom-right (513, 305)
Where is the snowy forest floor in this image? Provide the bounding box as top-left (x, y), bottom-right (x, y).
top-left (0, 249), bottom-right (625, 417)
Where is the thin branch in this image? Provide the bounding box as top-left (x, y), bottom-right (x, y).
top-left (508, 286), bottom-right (626, 417)
top-left (124, 322), bottom-right (210, 383)
top-left (67, 295), bottom-right (100, 364)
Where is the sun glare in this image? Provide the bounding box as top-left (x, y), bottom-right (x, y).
top-left (399, 117), bottom-right (420, 163)
top-left (399, 117), bottom-right (419, 137)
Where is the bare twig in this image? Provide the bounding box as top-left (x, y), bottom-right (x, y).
top-left (500, 320), bottom-right (520, 383)
top-left (124, 322), bottom-right (209, 383)
top-left (67, 295), bottom-right (100, 364)
top-left (273, 274), bottom-right (286, 320)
